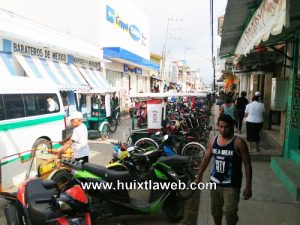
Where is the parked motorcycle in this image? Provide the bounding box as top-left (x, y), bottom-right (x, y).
top-left (107, 141), bottom-right (196, 200)
top-left (62, 158), bottom-right (187, 222)
top-left (1, 178), bottom-right (91, 225)
top-left (134, 133), bottom-right (206, 168)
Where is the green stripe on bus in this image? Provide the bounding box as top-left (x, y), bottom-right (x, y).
top-left (0, 114), bottom-right (64, 132)
top-left (0, 157), bottom-right (19, 166)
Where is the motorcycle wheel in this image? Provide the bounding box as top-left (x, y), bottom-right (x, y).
top-left (50, 169), bottom-right (72, 191)
top-left (163, 193), bottom-right (184, 222)
top-left (99, 123), bottom-right (110, 140)
top-left (126, 135), bottom-right (133, 146)
top-left (134, 138), bottom-right (159, 152)
top-left (110, 118), bottom-right (118, 133)
top-left (178, 176), bottom-right (196, 200)
top-left (181, 142), bottom-right (206, 164)
top-left (4, 203), bottom-right (20, 225)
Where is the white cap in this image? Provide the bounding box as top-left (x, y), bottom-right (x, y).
top-left (68, 111), bottom-right (83, 120)
top-left (255, 91), bottom-right (261, 96)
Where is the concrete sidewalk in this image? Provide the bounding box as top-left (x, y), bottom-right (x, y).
top-left (197, 105), bottom-right (300, 225)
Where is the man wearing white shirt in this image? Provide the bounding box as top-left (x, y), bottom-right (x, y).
top-left (59, 111), bottom-right (89, 163)
top-left (245, 93), bottom-right (265, 153)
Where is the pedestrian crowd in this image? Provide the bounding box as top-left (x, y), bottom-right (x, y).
top-left (218, 90), bottom-right (264, 153)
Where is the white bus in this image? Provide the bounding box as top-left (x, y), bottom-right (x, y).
top-left (0, 76), bottom-right (66, 191)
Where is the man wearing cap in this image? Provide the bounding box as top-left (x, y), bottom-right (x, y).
top-left (59, 111), bottom-right (89, 163)
top-left (254, 91), bottom-right (263, 102)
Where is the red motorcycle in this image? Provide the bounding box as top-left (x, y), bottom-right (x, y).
top-left (1, 178), bottom-right (91, 225)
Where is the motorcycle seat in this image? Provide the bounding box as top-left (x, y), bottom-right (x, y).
top-left (25, 179), bottom-right (60, 225)
top-left (83, 163), bottom-right (133, 182)
top-left (157, 155), bottom-right (190, 167)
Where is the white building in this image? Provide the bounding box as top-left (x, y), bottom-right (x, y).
top-left (0, 0), bottom-right (159, 108)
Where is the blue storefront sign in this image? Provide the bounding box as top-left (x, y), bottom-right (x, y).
top-left (124, 64), bottom-right (142, 75)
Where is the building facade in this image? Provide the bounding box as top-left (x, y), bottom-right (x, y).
top-left (219, 0), bottom-right (300, 200)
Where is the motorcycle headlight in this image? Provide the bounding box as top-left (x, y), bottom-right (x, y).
top-left (58, 201), bottom-right (72, 211)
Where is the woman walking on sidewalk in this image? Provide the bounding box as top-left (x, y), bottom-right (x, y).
top-left (220, 96), bottom-right (235, 122)
top-left (245, 94), bottom-right (265, 153)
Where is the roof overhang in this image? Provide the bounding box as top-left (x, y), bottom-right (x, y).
top-left (220, 0), bottom-right (300, 57)
top-left (103, 47), bottom-right (160, 71)
top-left (219, 0), bottom-right (260, 57)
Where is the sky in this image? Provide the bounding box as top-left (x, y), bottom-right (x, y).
top-left (132, 0), bottom-right (228, 85)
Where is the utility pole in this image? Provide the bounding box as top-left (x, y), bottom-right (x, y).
top-left (212, 56), bottom-right (216, 91)
top-left (210, 0), bottom-right (216, 92)
top-left (161, 17), bottom-right (183, 87)
top-left (161, 18), bottom-right (170, 83)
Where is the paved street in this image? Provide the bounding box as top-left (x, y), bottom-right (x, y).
top-left (0, 118), bottom-right (200, 225)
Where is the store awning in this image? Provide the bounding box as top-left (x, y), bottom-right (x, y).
top-left (220, 0), bottom-right (300, 57)
top-left (15, 54), bottom-right (89, 91)
top-left (219, 0), bottom-right (259, 57)
top-left (103, 47), bottom-right (160, 71)
top-left (76, 66), bottom-right (117, 93)
top-left (0, 52), bottom-right (17, 77)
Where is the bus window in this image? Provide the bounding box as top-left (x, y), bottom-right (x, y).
top-left (3, 94), bottom-right (25, 119)
top-left (24, 94), bottom-right (38, 116)
top-left (0, 95), bottom-right (5, 120)
top-left (37, 94), bottom-right (60, 114)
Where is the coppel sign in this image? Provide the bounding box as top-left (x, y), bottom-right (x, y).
top-left (106, 5), bottom-right (145, 43)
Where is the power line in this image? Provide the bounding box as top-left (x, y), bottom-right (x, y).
top-left (210, 0), bottom-right (216, 91)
